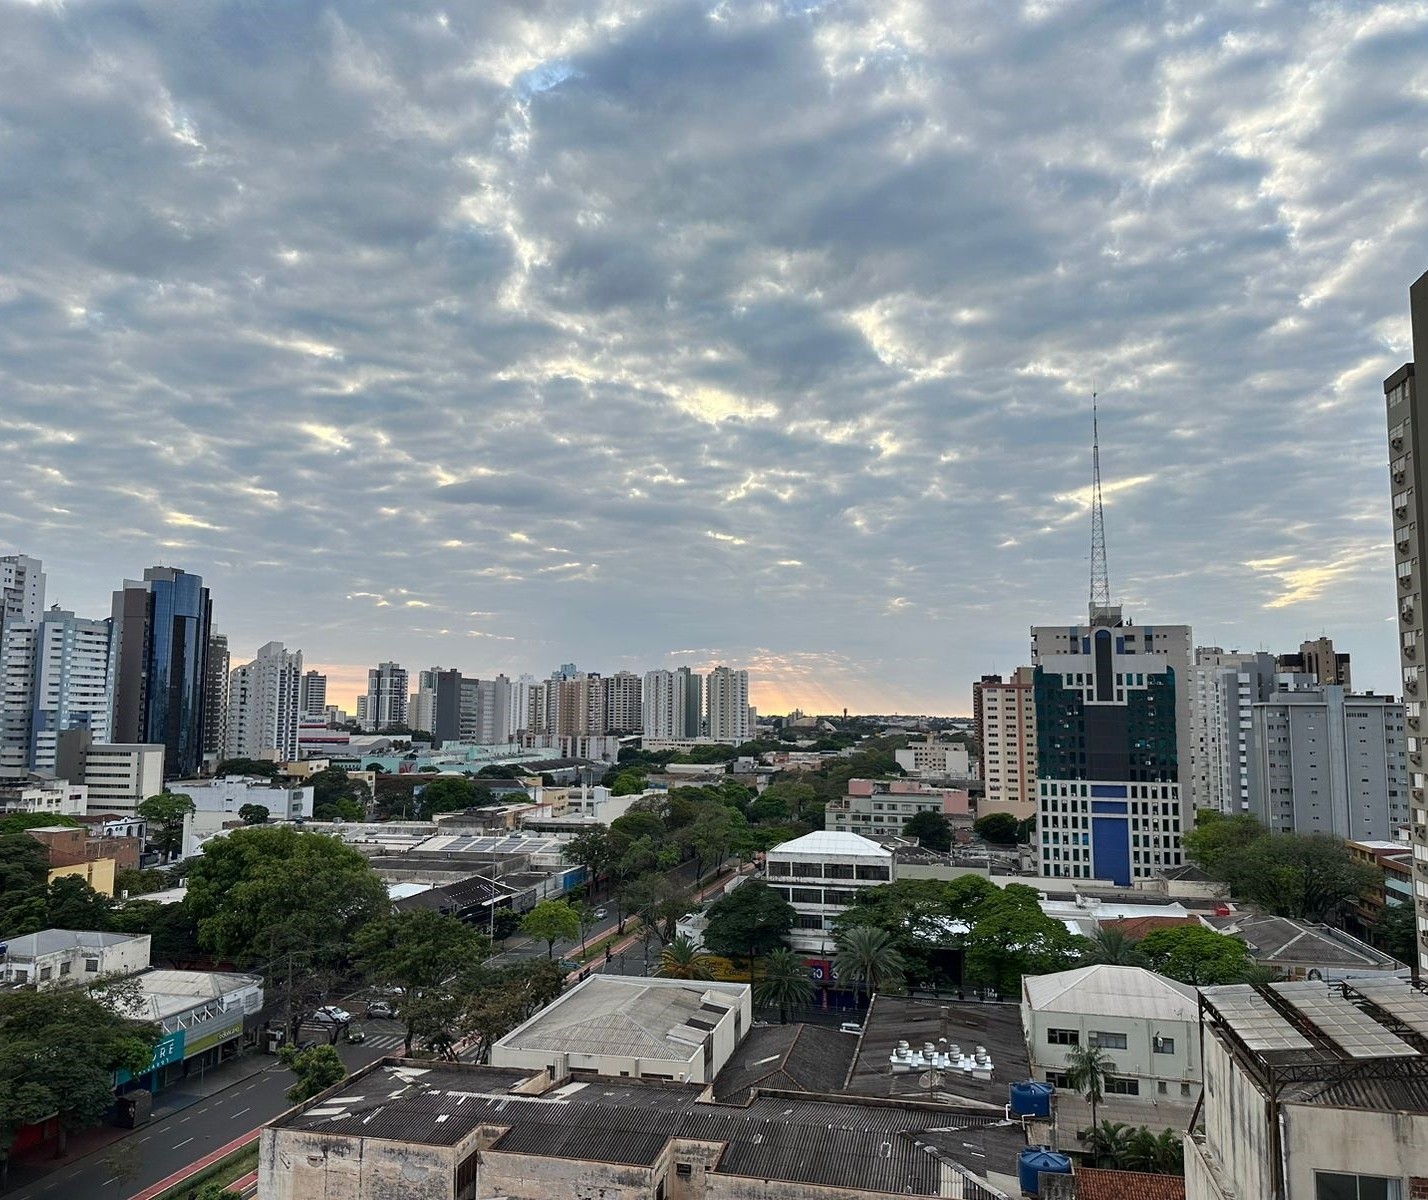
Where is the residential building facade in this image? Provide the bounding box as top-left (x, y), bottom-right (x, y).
top-left (979, 666), bottom-right (1037, 820)
top-left (601, 671), bottom-right (642, 734)
top-left (764, 831), bottom-right (894, 953)
top-left (643, 669), bottom-right (677, 740)
top-left (298, 670), bottom-right (327, 721)
top-left (676, 665), bottom-right (703, 737)
top-left (1276, 636), bottom-right (1353, 691)
top-left (825, 778), bottom-right (968, 838)
top-left (1191, 648), bottom-right (1279, 814)
top-left (0, 554), bottom-right (45, 634)
top-left (203, 632), bottom-right (229, 759)
top-left (362, 661), bottom-right (408, 732)
top-left (705, 666), bottom-right (750, 744)
top-left (226, 641), bottom-right (303, 762)
top-left (55, 733), bottom-right (165, 813)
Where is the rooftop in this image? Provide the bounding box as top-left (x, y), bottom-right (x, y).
top-left (2, 928), bottom-right (144, 957)
top-left (122, 968), bottom-right (262, 1022)
top-left (711, 1022), bottom-right (859, 1104)
top-left (1220, 914), bottom-right (1403, 971)
top-left (845, 996), bottom-right (1031, 1110)
top-left (1023, 966), bottom-right (1197, 1023)
top-left (493, 975), bottom-right (749, 1065)
top-left (767, 830), bottom-right (893, 858)
top-left (274, 1060), bottom-right (1019, 1197)
top-left (1098, 916), bottom-right (1200, 941)
top-left (1072, 1167), bottom-right (1186, 1200)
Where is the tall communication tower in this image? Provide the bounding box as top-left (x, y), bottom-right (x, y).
top-left (1089, 392), bottom-right (1111, 616)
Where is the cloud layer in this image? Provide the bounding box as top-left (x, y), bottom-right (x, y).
top-left (2, 0), bottom-right (1425, 712)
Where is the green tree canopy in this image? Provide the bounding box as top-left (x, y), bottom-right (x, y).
top-left (609, 810), bottom-right (667, 851)
top-left (834, 926), bottom-right (905, 997)
top-left (238, 803), bottom-right (270, 826)
top-left (0, 834), bottom-right (51, 937)
top-left (184, 825), bottom-right (389, 964)
top-left (562, 828), bottom-right (616, 893)
top-left (1375, 902), bottom-right (1417, 965)
top-left (756, 948), bottom-right (815, 1022)
top-left (309, 767), bottom-right (371, 822)
top-left (702, 881), bottom-right (795, 960)
top-left (658, 936), bottom-right (716, 981)
top-left (416, 776), bottom-right (494, 817)
top-left (520, 900), bottom-right (581, 958)
top-left (619, 874), bottom-right (696, 946)
top-left (214, 758), bottom-right (280, 779)
top-left (962, 884), bottom-right (1088, 995)
top-left (1137, 925), bottom-right (1257, 985)
top-left (0, 812), bottom-right (82, 835)
top-left (0, 986), bottom-right (158, 1169)
top-left (904, 810), bottom-right (952, 852)
top-left (356, 910), bottom-right (489, 1052)
top-left (277, 1043), bottom-right (347, 1102)
top-left (681, 804), bottom-right (743, 882)
top-left (610, 770), bottom-right (648, 797)
top-left (973, 812), bottom-right (1020, 845)
top-left (138, 792), bottom-right (196, 859)
top-left (1219, 832), bottom-right (1381, 923)
top-left (1183, 812), bottom-right (1266, 875)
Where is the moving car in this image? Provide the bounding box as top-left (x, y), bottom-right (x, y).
top-left (366, 999), bottom-right (397, 1019)
top-left (312, 1005), bottom-right (352, 1025)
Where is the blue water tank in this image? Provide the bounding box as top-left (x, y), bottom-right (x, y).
top-left (1018, 1147), bottom-right (1072, 1196)
top-left (1009, 1080), bottom-right (1055, 1118)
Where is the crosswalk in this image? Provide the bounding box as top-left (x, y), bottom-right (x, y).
top-left (363, 1032), bottom-right (407, 1050)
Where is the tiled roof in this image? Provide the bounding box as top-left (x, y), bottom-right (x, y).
top-left (1100, 916), bottom-right (1199, 941)
top-left (1074, 1167), bottom-right (1186, 1200)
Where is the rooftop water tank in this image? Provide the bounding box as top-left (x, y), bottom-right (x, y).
top-left (1009, 1080), bottom-right (1055, 1118)
top-left (1018, 1147), bottom-right (1072, 1196)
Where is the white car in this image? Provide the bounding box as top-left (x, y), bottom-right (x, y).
top-left (312, 1005), bottom-right (352, 1025)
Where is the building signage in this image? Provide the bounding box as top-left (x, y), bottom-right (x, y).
top-left (117, 1029), bottom-right (186, 1084)
top-left (186, 1018), bottom-right (243, 1057)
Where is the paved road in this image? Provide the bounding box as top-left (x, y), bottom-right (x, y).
top-left (6, 1030), bottom-right (397, 1200)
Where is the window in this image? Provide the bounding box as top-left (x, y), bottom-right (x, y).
top-left (1157, 1081), bottom-right (1167, 1095)
top-left (1104, 1077), bottom-right (1139, 1095)
top-left (767, 862), bottom-right (790, 877)
top-left (795, 914), bottom-right (823, 930)
top-left (1047, 1028), bottom-right (1079, 1046)
top-left (675, 1164), bottom-right (693, 1178)
top-left (1153, 1035), bottom-right (1175, 1055)
top-left (1314, 1173), bottom-right (1402, 1200)
top-left (39, 966), bottom-right (52, 981)
top-left (1045, 1071), bottom-right (1071, 1088)
top-left (85, 958), bottom-right (99, 972)
top-left (59, 962), bottom-right (72, 976)
top-left (1090, 1031), bottom-right (1127, 1050)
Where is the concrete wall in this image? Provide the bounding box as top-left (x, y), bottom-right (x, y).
top-left (1195, 1031), bottom-right (1274, 1200)
top-left (1023, 1005), bottom-right (1199, 1094)
top-left (259, 1129), bottom-right (466, 1200)
top-left (49, 858), bottom-right (117, 896)
top-left (1283, 1101), bottom-right (1428, 1199)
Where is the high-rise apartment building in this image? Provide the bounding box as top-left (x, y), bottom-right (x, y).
top-left (705, 666), bottom-right (750, 744)
top-left (362, 661), bottom-right (408, 732)
top-left (508, 674), bottom-right (538, 739)
top-left (1385, 270), bottom-right (1428, 976)
top-left (1032, 606), bottom-right (1185, 885)
top-left (55, 730), bottom-right (165, 814)
top-left (1249, 684), bottom-right (1407, 841)
top-left (971, 673), bottom-right (1002, 752)
top-left (203, 632), bottom-right (229, 759)
top-left (226, 641), bottom-right (303, 762)
top-left (546, 673), bottom-right (605, 737)
top-left (431, 669), bottom-right (463, 746)
top-left (0, 554), bottom-right (46, 632)
top-left (643, 670), bottom-right (677, 739)
top-left (299, 670), bottom-right (327, 720)
top-left (603, 671), bottom-right (642, 734)
top-left (1276, 636), bottom-right (1353, 691)
top-left (109, 566), bottom-right (212, 779)
top-left (978, 666), bottom-right (1037, 820)
top-left (409, 667), bottom-right (448, 735)
top-left (1190, 648), bottom-right (1280, 814)
top-left (0, 608), bottom-right (112, 780)
top-left (676, 666), bottom-right (703, 738)
top-left (460, 675), bottom-right (510, 744)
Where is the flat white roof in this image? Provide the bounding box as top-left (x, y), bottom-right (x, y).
top-left (768, 831), bottom-right (892, 858)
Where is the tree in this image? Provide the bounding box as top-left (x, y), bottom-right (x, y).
top-left (563, 829), bottom-right (616, 896)
top-left (238, 803), bottom-right (270, 826)
top-left (1083, 926), bottom-right (1148, 967)
top-left (1138, 925), bottom-right (1257, 985)
top-left (1065, 1043), bottom-right (1116, 1129)
top-left (416, 776), bottom-right (487, 817)
top-left (658, 936), bottom-right (716, 980)
top-left (1183, 812), bottom-right (1266, 875)
top-left (904, 810), bottom-right (952, 853)
top-left (682, 804), bottom-right (742, 882)
top-left (138, 792), bottom-right (196, 860)
top-left (277, 1043), bottom-right (347, 1102)
top-left (0, 986), bottom-right (158, 1175)
top-left (108, 900), bottom-right (201, 966)
top-left (491, 907), bottom-right (523, 944)
top-left (962, 884), bottom-right (1089, 995)
top-left (0, 833), bottom-right (48, 937)
top-left (610, 770), bottom-right (647, 797)
top-left (756, 948), bottom-right (815, 1023)
top-left (355, 910), bottom-right (490, 1053)
top-left (973, 812), bottom-right (1020, 845)
top-left (521, 900), bottom-right (581, 959)
top-left (620, 874), bottom-right (696, 946)
top-left (45, 876), bottom-right (115, 931)
top-left (214, 758), bottom-right (280, 779)
top-left (1083, 1120), bottom-right (1132, 1169)
top-left (1219, 832), bottom-right (1381, 923)
top-left (309, 767), bottom-right (371, 822)
top-left (1375, 902), bottom-right (1418, 966)
top-left (450, 958), bottom-right (565, 1063)
top-left (702, 882), bottom-right (795, 961)
top-left (1121, 1127), bottom-right (1185, 1175)
top-left (834, 926), bottom-right (905, 1000)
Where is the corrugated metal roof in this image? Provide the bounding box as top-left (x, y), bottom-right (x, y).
top-left (1023, 965), bottom-right (1196, 1021)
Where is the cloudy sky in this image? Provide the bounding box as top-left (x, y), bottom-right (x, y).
top-left (2, 0), bottom-right (1425, 715)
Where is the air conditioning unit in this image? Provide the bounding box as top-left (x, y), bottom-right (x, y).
top-left (1393, 435), bottom-right (1405, 451)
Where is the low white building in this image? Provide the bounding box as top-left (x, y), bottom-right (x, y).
top-left (1021, 964), bottom-right (1200, 1104)
top-left (490, 975), bottom-right (752, 1084)
top-left (764, 831), bottom-right (894, 954)
top-left (0, 777), bottom-right (88, 817)
top-left (0, 929), bottom-right (151, 989)
top-left (1188, 978), bottom-right (1428, 1200)
top-left (56, 738), bottom-right (165, 814)
top-left (895, 738), bottom-right (973, 779)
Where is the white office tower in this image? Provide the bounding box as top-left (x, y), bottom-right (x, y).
top-left (0, 608), bottom-right (111, 780)
top-left (0, 555), bottom-right (45, 632)
top-left (409, 667), bottom-right (446, 735)
top-left (675, 666), bottom-right (703, 737)
top-left (225, 641), bottom-right (303, 762)
top-left (1191, 648), bottom-right (1280, 814)
top-left (705, 666), bottom-right (751, 744)
top-left (363, 661), bottom-right (408, 732)
top-left (508, 674), bottom-right (538, 739)
top-left (299, 670), bottom-right (327, 720)
top-left (603, 671), bottom-right (643, 734)
top-left (467, 675), bottom-right (511, 744)
top-left (643, 670), bottom-right (677, 739)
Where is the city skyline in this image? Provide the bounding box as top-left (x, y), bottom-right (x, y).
top-left (4, 2), bottom-right (1425, 713)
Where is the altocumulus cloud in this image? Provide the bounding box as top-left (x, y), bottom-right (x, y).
top-left (0, 0), bottom-right (1425, 711)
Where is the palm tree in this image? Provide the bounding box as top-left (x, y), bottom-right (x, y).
top-left (755, 949), bottom-right (815, 1023)
top-left (1121, 1127), bottom-right (1184, 1175)
top-left (657, 936), bottom-right (716, 981)
top-left (1083, 927), bottom-right (1147, 967)
top-left (1082, 1120), bottom-right (1130, 1169)
top-left (834, 926), bottom-right (905, 1004)
top-left (1064, 1043), bottom-right (1116, 1130)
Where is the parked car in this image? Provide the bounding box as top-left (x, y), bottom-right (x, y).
top-left (366, 1000), bottom-right (397, 1020)
top-left (312, 1005), bottom-right (352, 1025)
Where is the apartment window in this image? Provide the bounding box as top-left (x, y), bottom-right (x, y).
top-left (794, 914), bottom-right (823, 930)
top-left (39, 966), bottom-right (52, 981)
top-left (1047, 1028), bottom-right (1079, 1046)
top-left (1153, 1035), bottom-right (1175, 1054)
top-left (791, 888), bottom-right (822, 904)
top-left (1104, 1077), bottom-right (1139, 1096)
top-left (59, 962), bottom-right (72, 976)
top-left (85, 958), bottom-right (99, 973)
top-left (1314, 1174), bottom-right (1402, 1200)
top-left (675, 1164), bottom-right (694, 1178)
top-left (767, 863), bottom-right (790, 877)
top-left (1089, 1031), bottom-right (1127, 1050)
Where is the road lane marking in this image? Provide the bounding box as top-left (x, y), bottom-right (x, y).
top-left (173, 1137), bottom-right (194, 1150)
top-left (101, 1178), bottom-right (119, 1187)
top-left (231, 1108), bottom-right (249, 1119)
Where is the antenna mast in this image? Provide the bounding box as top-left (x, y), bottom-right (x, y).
top-left (1089, 392), bottom-right (1110, 614)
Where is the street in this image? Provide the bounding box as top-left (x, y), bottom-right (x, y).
top-left (4, 1029), bottom-right (396, 1200)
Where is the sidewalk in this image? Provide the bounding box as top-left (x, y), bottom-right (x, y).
top-left (4, 1050), bottom-right (277, 1193)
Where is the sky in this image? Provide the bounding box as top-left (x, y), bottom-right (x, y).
top-left (2, 0), bottom-right (1426, 716)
